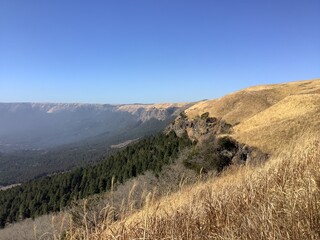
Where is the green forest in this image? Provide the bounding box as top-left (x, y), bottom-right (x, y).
top-left (0, 117), bottom-right (173, 185)
top-left (0, 131), bottom-right (192, 228)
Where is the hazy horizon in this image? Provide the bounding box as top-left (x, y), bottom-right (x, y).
top-left (0, 77), bottom-right (319, 105)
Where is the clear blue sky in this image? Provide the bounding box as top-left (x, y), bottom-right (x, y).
top-left (0, 0), bottom-right (319, 104)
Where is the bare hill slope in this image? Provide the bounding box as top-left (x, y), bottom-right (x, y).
top-left (71, 78), bottom-right (320, 239)
top-left (185, 79), bottom-right (320, 153)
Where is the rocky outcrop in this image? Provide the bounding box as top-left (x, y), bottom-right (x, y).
top-left (217, 137), bottom-right (269, 166)
top-left (165, 112), bottom-right (232, 141)
top-left (166, 112), bottom-right (268, 171)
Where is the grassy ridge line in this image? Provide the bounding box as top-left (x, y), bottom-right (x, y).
top-left (184, 79), bottom-right (320, 155)
top-left (185, 79), bottom-right (320, 125)
top-left (74, 133), bottom-right (320, 239)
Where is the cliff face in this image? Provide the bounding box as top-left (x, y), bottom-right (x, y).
top-left (116, 105), bottom-right (184, 122)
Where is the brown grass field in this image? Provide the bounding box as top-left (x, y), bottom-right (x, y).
top-left (187, 79), bottom-right (320, 154)
top-left (64, 79), bottom-right (320, 239)
top-left (66, 132), bottom-right (320, 240)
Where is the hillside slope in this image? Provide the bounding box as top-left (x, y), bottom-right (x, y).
top-left (1, 79), bottom-right (318, 239)
top-left (68, 78), bottom-right (320, 239)
top-left (185, 79), bottom-right (320, 123)
top-left (184, 79), bottom-right (320, 154)
top-left (85, 132), bottom-right (319, 240)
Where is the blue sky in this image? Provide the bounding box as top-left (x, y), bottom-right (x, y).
top-left (0, 0), bottom-right (319, 104)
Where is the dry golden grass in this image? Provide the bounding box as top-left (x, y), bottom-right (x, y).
top-left (185, 79), bottom-right (320, 125)
top-left (66, 133), bottom-right (320, 239)
top-left (185, 79), bottom-right (320, 155)
top-left (234, 93), bottom-right (320, 153)
top-left (61, 79), bottom-right (320, 239)
top-left (0, 212), bottom-right (68, 240)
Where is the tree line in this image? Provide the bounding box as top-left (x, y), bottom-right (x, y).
top-left (0, 131), bottom-right (192, 228)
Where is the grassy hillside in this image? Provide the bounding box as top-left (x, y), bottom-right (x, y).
top-left (77, 133), bottom-right (319, 239)
top-left (185, 79), bottom-right (320, 154)
top-left (1, 79), bottom-right (319, 239)
top-left (65, 78), bottom-right (320, 239)
top-left (234, 93), bottom-right (320, 153)
top-left (185, 79), bottom-right (320, 124)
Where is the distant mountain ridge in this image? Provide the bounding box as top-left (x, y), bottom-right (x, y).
top-left (0, 102), bottom-right (187, 120)
top-left (0, 102), bottom-right (190, 152)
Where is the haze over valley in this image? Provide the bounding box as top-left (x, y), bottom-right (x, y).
top-left (0, 102), bottom-right (190, 184)
top-left (0, 102), bottom-right (188, 152)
